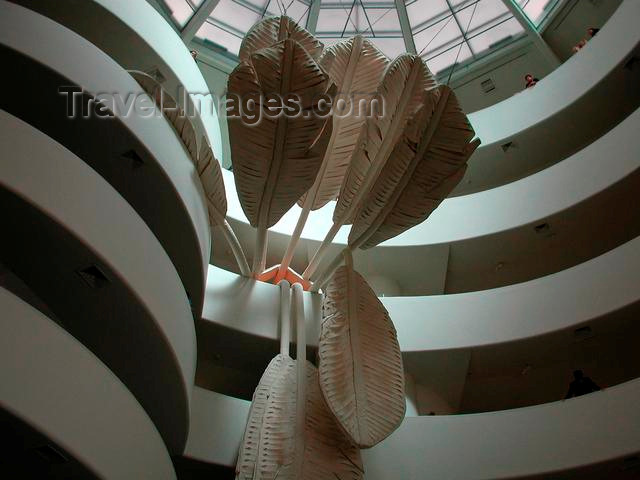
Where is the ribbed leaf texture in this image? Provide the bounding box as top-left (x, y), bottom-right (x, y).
top-left (297, 35), bottom-right (389, 210)
top-left (236, 355), bottom-right (363, 480)
top-left (129, 71), bottom-right (198, 164)
top-left (319, 264), bottom-right (405, 448)
top-left (228, 39), bottom-right (332, 229)
top-left (349, 85), bottom-right (480, 249)
top-left (239, 16), bottom-right (323, 63)
top-left (333, 54), bottom-right (436, 226)
top-left (197, 141), bottom-right (228, 223)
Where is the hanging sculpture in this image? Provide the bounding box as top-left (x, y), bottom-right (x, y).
top-left (274, 35), bottom-right (389, 283)
top-left (129, 70), bottom-right (250, 275)
top-left (142, 12), bottom-right (482, 477)
top-left (236, 282), bottom-right (363, 480)
top-left (319, 252), bottom-right (405, 448)
top-left (228, 36), bottom-right (333, 276)
top-left (302, 53), bottom-right (437, 282)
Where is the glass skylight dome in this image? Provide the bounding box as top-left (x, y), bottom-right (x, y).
top-left (163, 0), bottom-right (559, 74)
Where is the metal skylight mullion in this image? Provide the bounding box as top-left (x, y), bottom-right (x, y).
top-left (306, 0), bottom-right (321, 33)
top-left (445, 0), bottom-right (476, 58)
top-left (411, 0), bottom-right (481, 36)
top-left (357, 0), bottom-right (377, 38)
top-left (204, 16), bottom-right (247, 39)
top-left (231, 0), bottom-right (271, 16)
top-left (464, 11), bottom-right (511, 38)
top-left (341, 0), bottom-right (359, 36)
top-left (316, 30), bottom-right (403, 37)
top-left (500, 0), bottom-right (559, 67)
top-left (395, 0), bottom-right (417, 54)
top-left (181, 0), bottom-right (222, 42)
top-left (423, 35), bottom-right (465, 60)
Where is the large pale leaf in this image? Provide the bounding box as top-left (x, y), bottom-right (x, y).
top-left (333, 54), bottom-right (436, 226)
top-left (236, 354), bottom-right (297, 480)
top-left (228, 38), bottom-right (332, 230)
top-left (129, 71), bottom-right (198, 164)
top-left (349, 85), bottom-right (480, 249)
top-left (236, 355), bottom-right (363, 479)
top-left (297, 35), bottom-right (389, 210)
top-left (239, 16), bottom-right (323, 63)
top-left (197, 140), bottom-right (227, 224)
top-left (319, 263), bottom-right (405, 448)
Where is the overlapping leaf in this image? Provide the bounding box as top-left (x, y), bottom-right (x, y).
top-left (236, 356), bottom-right (363, 479)
top-left (129, 71), bottom-right (198, 164)
top-left (239, 16), bottom-right (323, 63)
top-left (197, 140), bottom-right (227, 223)
top-left (228, 38), bottom-right (332, 230)
top-left (333, 54), bottom-right (436, 226)
top-left (297, 35), bottom-right (389, 210)
top-left (348, 85), bottom-right (480, 249)
top-left (319, 264), bottom-right (405, 448)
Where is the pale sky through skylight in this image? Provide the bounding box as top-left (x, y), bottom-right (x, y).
top-left (162, 0), bottom-right (556, 73)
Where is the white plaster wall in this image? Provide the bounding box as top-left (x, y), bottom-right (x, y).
top-left (186, 380), bottom-right (640, 478)
top-left (0, 1), bottom-right (212, 304)
top-left (204, 234), bottom-right (640, 353)
top-left (0, 287), bottom-right (176, 479)
top-left (0, 109), bottom-right (196, 452)
top-left (222, 105), bottom-right (640, 247)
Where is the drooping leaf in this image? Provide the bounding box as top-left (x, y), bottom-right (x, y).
top-left (297, 35), bottom-right (389, 211)
top-left (236, 354), bottom-right (297, 480)
top-left (333, 54), bottom-right (437, 227)
top-left (129, 70), bottom-right (198, 164)
top-left (236, 356), bottom-right (363, 480)
top-left (239, 16), bottom-right (323, 63)
top-left (319, 262), bottom-right (405, 448)
top-left (197, 140), bottom-right (227, 224)
top-left (348, 85), bottom-right (480, 249)
top-left (229, 39), bottom-right (331, 230)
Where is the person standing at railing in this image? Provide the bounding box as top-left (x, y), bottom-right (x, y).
top-left (565, 370), bottom-right (601, 399)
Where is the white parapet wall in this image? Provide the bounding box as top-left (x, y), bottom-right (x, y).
top-left (0, 109), bottom-right (196, 453)
top-left (0, 1), bottom-right (213, 317)
top-left (202, 234), bottom-right (640, 353)
top-left (186, 379), bottom-right (640, 478)
top-left (0, 287), bottom-right (177, 479)
top-left (450, 0), bottom-right (640, 195)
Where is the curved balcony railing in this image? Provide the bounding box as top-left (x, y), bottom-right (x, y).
top-left (218, 105), bottom-right (640, 294)
top-left (0, 109), bottom-right (196, 454)
top-left (0, 2), bottom-right (212, 317)
top-left (185, 379), bottom-right (640, 478)
top-left (0, 287), bottom-right (176, 479)
top-left (456, 0), bottom-right (640, 195)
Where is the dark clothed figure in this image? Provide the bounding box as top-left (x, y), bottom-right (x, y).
top-left (565, 370), bottom-right (601, 399)
top-left (524, 74), bottom-right (539, 89)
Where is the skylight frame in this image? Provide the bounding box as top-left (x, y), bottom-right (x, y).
top-left (162, 0), bottom-right (559, 74)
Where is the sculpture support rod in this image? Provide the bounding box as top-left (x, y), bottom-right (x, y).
top-left (292, 283), bottom-right (306, 477)
top-left (279, 280), bottom-right (291, 357)
top-left (302, 221), bottom-right (341, 281)
top-left (219, 219), bottom-right (251, 276)
top-left (277, 194), bottom-right (314, 280)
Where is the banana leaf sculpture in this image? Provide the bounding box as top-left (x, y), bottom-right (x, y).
top-left (239, 15), bottom-right (323, 62)
top-left (236, 282), bottom-right (363, 479)
top-left (228, 37), bottom-right (333, 276)
top-left (197, 142), bottom-right (250, 275)
top-left (275, 35), bottom-right (389, 282)
top-left (349, 85), bottom-right (480, 250)
top-left (129, 70), bottom-right (250, 275)
top-left (319, 252), bottom-right (405, 448)
top-left (303, 54), bottom-right (436, 281)
top-left (311, 86), bottom-right (480, 290)
top-left (129, 70), bottom-right (198, 164)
